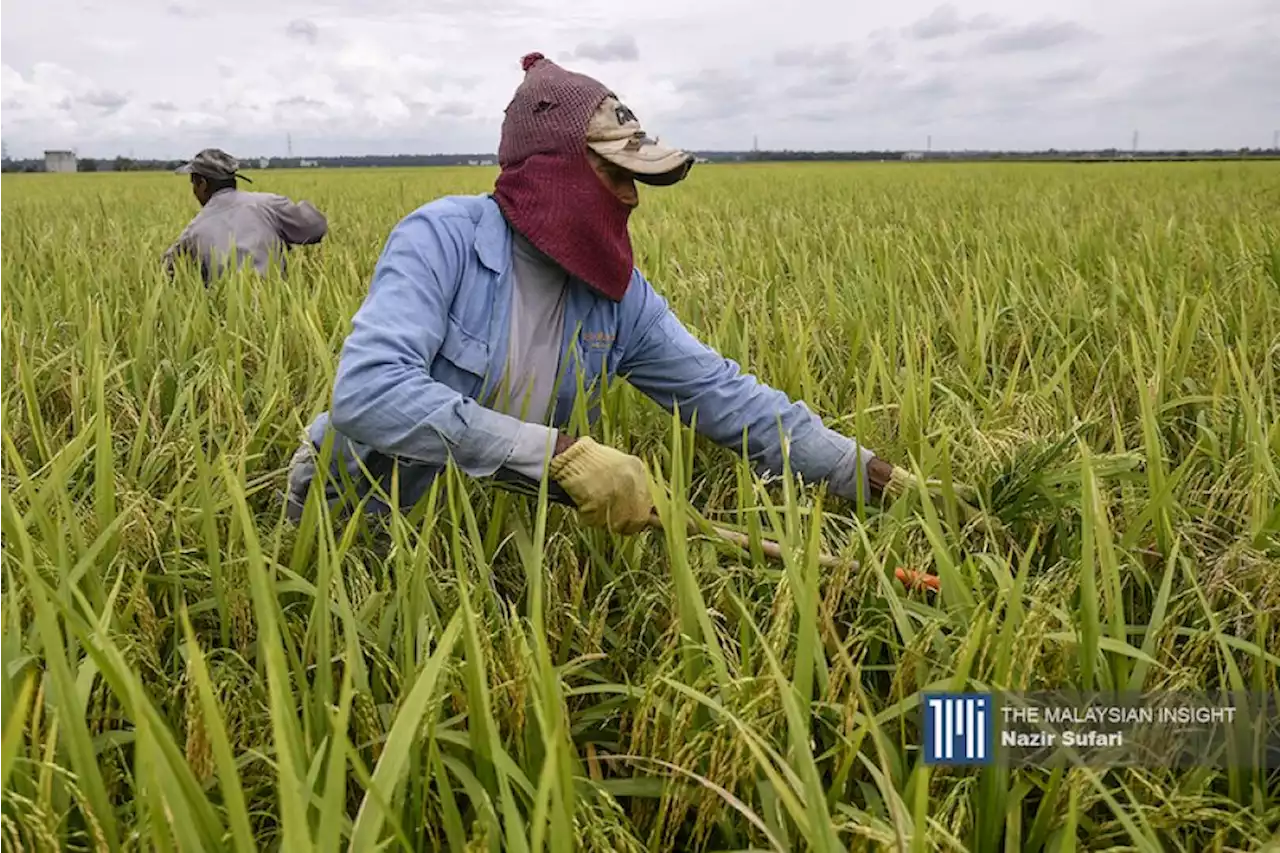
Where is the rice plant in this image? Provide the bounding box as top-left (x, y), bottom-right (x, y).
top-left (2, 161), bottom-right (1278, 851)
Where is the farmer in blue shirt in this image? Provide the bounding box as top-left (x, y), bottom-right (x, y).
top-left (285, 52), bottom-right (917, 532)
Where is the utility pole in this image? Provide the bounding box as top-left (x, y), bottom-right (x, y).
top-left (1273, 129), bottom-right (1278, 151)
top-left (287, 133), bottom-right (293, 157)
top-left (1132, 130), bottom-right (1139, 153)
top-left (927, 134), bottom-right (932, 152)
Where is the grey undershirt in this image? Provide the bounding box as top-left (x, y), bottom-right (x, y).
top-left (493, 231), bottom-right (570, 480)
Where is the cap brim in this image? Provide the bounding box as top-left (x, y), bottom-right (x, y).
top-left (588, 137), bottom-right (694, 186)
top-left (173, 163), bottom-right (253, 183)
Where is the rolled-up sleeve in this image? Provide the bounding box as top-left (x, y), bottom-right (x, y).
top-left (617, 275), bottom-right (876, 499)
top-left (328, 210), bottom-right (526, 477)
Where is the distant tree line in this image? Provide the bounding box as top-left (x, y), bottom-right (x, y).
top-left (0, 154), bottom-right (503, 172)
top-left (4, 148), bottom-right (1278, 173)
top-left (0, 155), bottom-right (189, 173)
top-left (734, 147), bottom-right (1280, 162)
top-left (73, 156), bottom-right (184, 173)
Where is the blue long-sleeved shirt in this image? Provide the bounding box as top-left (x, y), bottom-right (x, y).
top-left (292, 193), bottom-right (875, 516)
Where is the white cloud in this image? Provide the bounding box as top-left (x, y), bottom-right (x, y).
top-left (2, 0), bottom-right (1277, 158)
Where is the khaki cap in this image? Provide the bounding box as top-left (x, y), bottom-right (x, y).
top-left (586, 95), bottom-right (693, 186)
top-left (175, 148), bottom-right (253, 183)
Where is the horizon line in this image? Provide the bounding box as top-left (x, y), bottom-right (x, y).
top-left (11, 145), bottom-right (1280, 161)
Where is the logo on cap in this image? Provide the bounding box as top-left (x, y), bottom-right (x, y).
top-left (614, 102), bottom-right (639, 127)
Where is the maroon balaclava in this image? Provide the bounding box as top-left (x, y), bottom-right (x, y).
top-left (493, 52), bottom-right (635, 302)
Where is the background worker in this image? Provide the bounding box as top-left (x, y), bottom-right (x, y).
top-left (286, 53), bottom-right (920, 531)
top-left (163, 148), bottom-right (328, 283)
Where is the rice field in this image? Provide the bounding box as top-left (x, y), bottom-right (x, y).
top-left (2, 160), bottom-right (1278, 852)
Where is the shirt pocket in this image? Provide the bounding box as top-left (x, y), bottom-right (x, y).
top-left (433, 315), bottom-right (491, 395)
top-left (569, 330), bottom-right (625, 399)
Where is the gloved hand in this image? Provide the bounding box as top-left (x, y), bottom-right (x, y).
top-left (883, 464), bottom-right (988, 527)
top-left (883, 465), bottom-right (921, 500)
top-left (548, 436), bottom-right (653, 534)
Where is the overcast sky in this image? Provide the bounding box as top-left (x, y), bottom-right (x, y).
top-left (2, 0), bottom-right (1277, 158)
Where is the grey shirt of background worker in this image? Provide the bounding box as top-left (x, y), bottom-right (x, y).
top-left (162, 189), bottom-right (328, 281)
top-left (162, 148), bottom-right (327, 282)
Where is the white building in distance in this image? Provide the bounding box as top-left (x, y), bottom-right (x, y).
top-left (45, 150), bottom-right (77, 172)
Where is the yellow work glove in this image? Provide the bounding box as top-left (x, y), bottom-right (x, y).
top-left (548, 437), bottom-right (653, 534)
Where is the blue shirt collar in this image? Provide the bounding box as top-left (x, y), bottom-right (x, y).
top-left (475, 195), bottom-right (512, 275)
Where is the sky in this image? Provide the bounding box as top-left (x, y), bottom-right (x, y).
top-left (2, 0), bottom-right (1277, 159)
